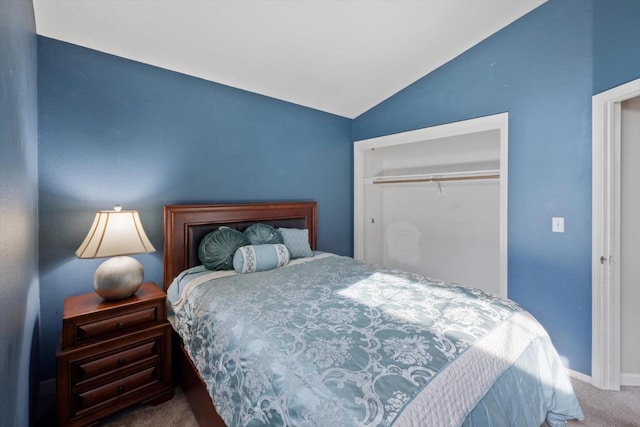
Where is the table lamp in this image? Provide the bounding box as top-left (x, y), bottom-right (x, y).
top-left (75, 205), bottom-right (155, 300)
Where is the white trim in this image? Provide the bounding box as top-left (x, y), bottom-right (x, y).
top-left (354, 139), bottom-right (365, 260)
top-left (567, 368), bottom-right (592, 384)
top-left (563, 369), bottom-right (640, 388)
top-left (592, 77), bottom-right (640, 391)
top-left (621, 373), bottom-right (640, 387)
top-left (354, 113), bottom-right (508, 298)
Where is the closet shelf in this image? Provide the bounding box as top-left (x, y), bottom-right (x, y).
top-left (366, 161), bottom-right (500, 185)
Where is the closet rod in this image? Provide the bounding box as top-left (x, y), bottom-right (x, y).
top-left (372, 174), bottom-right (500, 185)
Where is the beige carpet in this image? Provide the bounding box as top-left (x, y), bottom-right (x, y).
top-left (99, 379), bottom-right (640, 426)
top-left (567, 378), bottom-right (640, 427)
top-left (100, 387), bottom-right (198, 427)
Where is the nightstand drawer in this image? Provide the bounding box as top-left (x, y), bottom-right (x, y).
top-left (74, 336), bottom-right (160, 385)
top-left (76, 307), bottom-right (158, 343)
top-left (58, 323), bottom-right (173, 425)
top-left (75, 366), bottom-right (159, 414)
top-left (62, 283), bottom-right (166, 350)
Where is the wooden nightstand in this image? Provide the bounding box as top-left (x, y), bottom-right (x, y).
top-left (56, 282), bottom-right (174, 426)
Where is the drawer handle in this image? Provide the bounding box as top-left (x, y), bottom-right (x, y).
top-left (116, 322), bottom-right (125, 330)
top-left (117, 385), bottom-right (125, 394)
top-left (118, 357), bottom-right (126, 366)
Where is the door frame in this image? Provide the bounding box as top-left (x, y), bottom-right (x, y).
top-left (592, 77), bottom-right (640, 390)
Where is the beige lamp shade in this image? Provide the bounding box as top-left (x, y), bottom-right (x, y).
top-left (76, 206), bottom-right (155, 300)
top-left (76, 207), bottom-right (155, 259)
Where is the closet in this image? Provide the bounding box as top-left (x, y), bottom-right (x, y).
top-left (354, 114), bottom-right (508, 297)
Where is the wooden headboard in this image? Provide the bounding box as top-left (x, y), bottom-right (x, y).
top-left (162, 201), bottom-right (317, 290)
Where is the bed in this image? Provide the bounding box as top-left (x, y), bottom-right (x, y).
top-left (162, 201), bottom-right (583, 427)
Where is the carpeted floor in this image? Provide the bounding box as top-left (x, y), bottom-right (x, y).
top-left (566, 378), bottom-right (640, 427)
top-left (99, 387), bottom-right (198, 427)
top-left (96, 378), bottom-right (639, 426)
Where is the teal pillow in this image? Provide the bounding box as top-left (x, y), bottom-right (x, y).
top-left (244, 223), bottom-right (283, 245)
top-left (233, 244), bottom-right (290, 273)
top-left (198, 227), bottom-right (250, 271)
top-left (278, 228), bottom-right (313, 259)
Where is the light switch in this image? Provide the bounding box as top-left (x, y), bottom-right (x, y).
top-left (552, 217), bottom-right (564, 233)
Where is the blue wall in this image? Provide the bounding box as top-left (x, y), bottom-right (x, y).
top-left (38, 38), bottom-right (353, 380)
top-left (354, 0), bottom-right (640, 376)
top-left (593, 0), bottom-right (640, 94)
top-left (0, 0), bottom-right (40, 425)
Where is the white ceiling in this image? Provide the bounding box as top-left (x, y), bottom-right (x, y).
top-left (33, 0), bottom-right (545, 119)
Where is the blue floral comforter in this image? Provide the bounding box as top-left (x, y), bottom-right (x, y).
top-left (168, 253), bottom-right (583, 426)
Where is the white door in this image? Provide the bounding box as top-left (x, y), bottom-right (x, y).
top-left (620, 95), bottom-right (640, 386)
top-left (592, 78), bottom-right (640, 390)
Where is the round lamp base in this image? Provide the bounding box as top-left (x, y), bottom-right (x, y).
top-left (94, 256), bottom-right (144, 300)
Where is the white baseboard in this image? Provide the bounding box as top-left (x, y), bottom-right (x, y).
top-left (39, 378), bottom-right (56, 398)
top-left (567, 370), bottom-right (640, 387)
top-left (567, 368), bottom-right (592, 384)
top-left (621, 373), bottom-right (640, 386)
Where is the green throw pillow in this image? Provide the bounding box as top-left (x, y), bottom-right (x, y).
top-left (244, 223), bottom-right (284, 245)
top-left (198, 227), bottom-right (250, 270)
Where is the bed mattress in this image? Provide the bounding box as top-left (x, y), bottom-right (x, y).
top-left (168, 253), bottom-right (583, 426)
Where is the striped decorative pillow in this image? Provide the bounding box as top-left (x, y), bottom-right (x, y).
top-left (233, 244), bottom-right (290, 273)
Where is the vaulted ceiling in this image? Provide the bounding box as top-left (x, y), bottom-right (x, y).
top-left (33, 0), bottom-right (545, 118)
